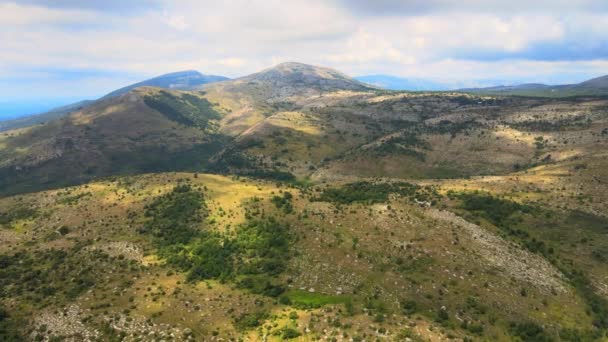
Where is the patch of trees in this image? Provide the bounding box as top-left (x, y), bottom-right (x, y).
top-left (56, 191), bottom-right (92, 205)
top-left (143, 91), bottom-right (221, 129)
top-left (0, 244), bottom-right (137, 307)
top-left (316, 181), bottom-right (441, 205)
top-left (425, 120), bottom-right (483, 137)
top-left (452, 191), bottom-right (534, 227)
top-left (234, 311), bottom-right (268, 331)
top-left (208, 150), bottom-right (296, 183)
top-left (142, 184), bottom-right (292, 297)
top-left (509, 116), bottom-right (592, 132)
top-left (509, 321), bottom-right (552, 342)
top-left (141, 183), bottom-right (206, 247)
top-left (373, 133), bottom-right (430, 161)
top-left (0, 306), bottom-right (24, 341)
top-left (271, 191), bottom-right (294, 214)
top-left (0, 205), bottom-right (37, 225)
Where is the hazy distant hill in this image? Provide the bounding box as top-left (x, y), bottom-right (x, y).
top-left (0, 100), bottom-right (94, 132)
top-left (102, 70), bottom-right (229, 99)
top-left (462, 74), bottom-right (608, 97)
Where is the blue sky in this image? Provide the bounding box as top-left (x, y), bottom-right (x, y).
top-left (1, 0), bottom-right (608, 117)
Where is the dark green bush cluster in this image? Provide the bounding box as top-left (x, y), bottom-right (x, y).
top-left (0, 306), bottom-right (24, 342)
top-left (233, 311), bottom-right (268, 331)
top-left (192, 218), bottom-right (291, 296)
top-left (374, 133), bottom-right (430, 161)
top-left (143, 91), bottom-right (221, 129)
top-left (142, 184), bottom-right (206, 247)
top-left (426, 119), bottom-right (482, 136)
top-left (0, 206), bottom-right (38, 225)
top-left (142, 185), bottom-right (291, 297)
top-left (243, 170), bottom-right (296, 182)
top-left (568, 270), bottom-right (608, 329)
top-left (56, 192), bottom-right (92, 205)
top-left (0, 245), bottom-right (137, 306)
top-left (271, 191), bottom-right (294, 214)
top-left (317, 181), bottom-right (440, 205)
top-left (455, 191), bottom-right (533, 226)
top-left (400, 299), bottom-right (418, 315)
top-left (509, 322), bottom-right (552, 342)
top-left (509, 116), bottom-right (591, 132)
top-left (274, 326), bottom-right (302, 339)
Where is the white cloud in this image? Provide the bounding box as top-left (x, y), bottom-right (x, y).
top-left (0, 0), bottom-right (607, 99)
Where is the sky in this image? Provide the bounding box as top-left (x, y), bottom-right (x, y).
top-left (1, 0), bottom-right (608, 116)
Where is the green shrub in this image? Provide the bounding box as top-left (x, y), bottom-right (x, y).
top-left (400, 299), bottom-right (418, 315)
top-left (276, 326), bottom-right (301, 339)
top-left (234, 311), bottom-right (268, 331)
top-left (316, 181), bottom-right (439, 205)
top-left (271, 192), bottom-right (294, 214)
top-left (0, 206), bottom-right (38, 225)
top-left (510, 322), bottom-right (552, 341)
top-left (457, 191), bottom-right (533, 227)
top-left (142, 184), bottom-right (205, 247)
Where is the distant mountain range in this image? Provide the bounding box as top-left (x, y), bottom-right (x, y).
top-left (356, 74), bottom-right (608, 97)
top-left (3, 69), bottom-right (608, 133)
top-left (0, 71), bottom-right (229, 132)
top-left (461, 74), bottom-right (608, 97)
top-left (101, 70), bottom-right (228, 99)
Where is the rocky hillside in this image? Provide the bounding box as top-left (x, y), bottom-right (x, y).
top-left (1, 62), bottom-right (608, 341)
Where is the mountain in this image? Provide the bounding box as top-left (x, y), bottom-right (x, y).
top-left (355, 74), bottom-right (447, 91)
top-left (241, 62), bottom-right (371, 90)
top-left (1, 62), bottom-right (608, 341)
top-left (462, 74), bottom-right (608, 97)
top-left (202, 62), bottom-right (374, 102)
top-left (577, 74), bottom-right (608, 89)
top-left (0, 71), bottom-right (229, 133)
top-left (101, 70), bottom-right (229, 98)
top-left (198, 62), bottom-right (377, 135)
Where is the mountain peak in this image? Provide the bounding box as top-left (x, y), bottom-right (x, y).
top-left (236, 62), bottom-right (374, 93)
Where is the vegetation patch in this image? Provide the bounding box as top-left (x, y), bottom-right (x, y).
top-left (144, 91), bottom-right (221, 129)
top-left (141, 184), bottom-right (292, 297)
top-left (0, 243), bottom-right (139, 307)
top-left (373, 133), bottom-right (430, 161)
top-left (0, 306), bottom-right (24, 342)
top-left (234, 310), bottom-right (268, 331)
top-left (509, 321), bottom-right (552, 342)
top-left (282, 290), bottom-right (351, 309)
top-left (454, 191), bottom-right (534, 225)
top-left (271, 191), bottom-right (294, 214)
top-left (56, 191), bottom-right (92, 205)
top-left (142, 183), bottom-right (206, 248)
top-left (317, 181), bottom-right (440, 205)
top-left (0, 205), bottom-right (37, 226)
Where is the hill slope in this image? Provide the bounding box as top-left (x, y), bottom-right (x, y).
top-left (0, 71), bottom-right (229, 133)
top-left (1, 62), bottom-right (608, 341)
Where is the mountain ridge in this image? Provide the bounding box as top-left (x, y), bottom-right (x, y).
top-left (102, 70), bottom-right (229, 99)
